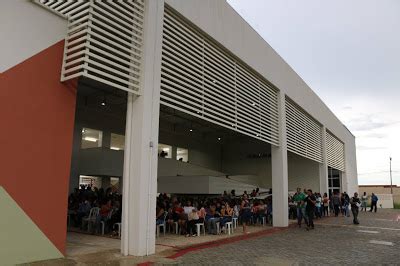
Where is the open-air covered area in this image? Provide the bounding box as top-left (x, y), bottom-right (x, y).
top-left (65, 79), bottom-right (342, 259)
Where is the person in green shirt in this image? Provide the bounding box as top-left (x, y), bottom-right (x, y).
top-left (293, 187), bottom-right (307, 227)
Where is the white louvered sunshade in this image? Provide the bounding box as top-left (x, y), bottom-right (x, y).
top-left (35, 0), bottom-right (145, 94)
top-left (160, 6), bottom-right (280, 145)
top-left (34, 0), bottom-right (88, 18)
top-left (285, 98), bottom-right (323, 163)
top-left (326, 131), bottom-right (345, 171)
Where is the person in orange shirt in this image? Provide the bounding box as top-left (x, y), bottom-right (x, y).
top-left (96, 199), bottom-right (112, 234)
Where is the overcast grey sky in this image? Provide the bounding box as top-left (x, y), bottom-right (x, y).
top-left (227, 0), bottom-right (400, 185)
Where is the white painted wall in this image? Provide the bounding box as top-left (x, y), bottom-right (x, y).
top-left (159, 129), bottom-right (222, 171)
top-left (221, 136), bottom-right (321, 193)
top-left (158, 158), bottom-right (224, 177)
top-left (79, 148), bottom-right (124, 177)
top-left (158, 176), bottom-right (210, 194)
top-left (288, 152), bottom-right (320, 193)
top-left (0, 0), bottom-right (67, 72)
top-left (68, 95), bottom-right (127, 192)
top-left (221, 137), bottom-right (271, 188)
top-left (165, 0), bottom-right (358, 194)
top-left (158, 175), bottom-right (267, 195)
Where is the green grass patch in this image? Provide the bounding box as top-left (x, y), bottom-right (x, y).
top-left (394, 203), bottom-right (400, 209)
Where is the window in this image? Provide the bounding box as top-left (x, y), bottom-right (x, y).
top-left (328, 167), bottom-right (341, 196)
top-left (110, 177), bottom-right (121, 191)
top-left (81, 128), bottom-right (103, 149)
top-left (79, 175), bottom-right (101, 189)
top-left (158, 144), bottom-right (172, 158)
top-left (110, 133), bottom-right (125, 150)
top-left (177, 147), bottom-right (188, 162)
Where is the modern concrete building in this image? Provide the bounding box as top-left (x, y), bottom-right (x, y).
top-left (0, 0), bottom-right (358, 264)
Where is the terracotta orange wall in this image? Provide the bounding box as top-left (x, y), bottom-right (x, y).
top-left (0, 41), bottom-right (76, 253)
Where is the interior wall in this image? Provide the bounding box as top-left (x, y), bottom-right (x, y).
top-left (158, 129), bottom-right (222, 172)
top-left (221, 137), bottom-right (272, 188)
top-left (288, 152), bottom-right (320, 193)
top-left (70, 102), bottom-right (225, 191)
top-left (69, 94), bottom-right (126, 192)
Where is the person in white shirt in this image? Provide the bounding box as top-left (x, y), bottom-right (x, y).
top-left (186, 208), bottom-right (200, 237)
top-left (183, 200), bottom-right (195, 214)
top-left (360, 192), bottom-right (368, 212)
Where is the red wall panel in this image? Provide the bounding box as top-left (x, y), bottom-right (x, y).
top-left (0, 41), bottom-right (76, 253)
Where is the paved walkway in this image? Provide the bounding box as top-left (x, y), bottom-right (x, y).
top-left (178, 209), bottom-right (400, 265)
top-left (26, 209), bottom-right (400, 265)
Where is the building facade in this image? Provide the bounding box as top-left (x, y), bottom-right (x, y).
top-left (0, 0), bottom-right (358, 264)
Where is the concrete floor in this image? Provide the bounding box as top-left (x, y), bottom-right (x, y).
top-left (40, 223), bottom-right (272, 265)
top-left (24, 210), bottom-right (400, 265)
top-left (66, 232), bottom-right (121, 257)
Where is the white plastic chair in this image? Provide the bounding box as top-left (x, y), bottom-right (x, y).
top-left (224, 221), bottom-right (233, 235)
top-left (82, 207), bottom-right (100, 232)
top-left (100, 209), bottom-right (113, 235)
top-left (232, 217), bottom-right (238, 229)
top-left (156, 213), bottom-right (168, 237)
top-left (114, 222), bottom-right (121, 238)
top-left (172, 221), bottom-right (179, 234)
top-left (196, 223), bottom-right (206, 236)
top-left (260, 216), bottom-right (266, 226)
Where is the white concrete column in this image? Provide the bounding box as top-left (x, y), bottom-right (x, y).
top-left (319, 126), bottom-right (329, 195)
top-left (121, 0), bottom-right (164, 257)
top-left (271, 91), bottom-right (289, 227)
top-left (341, 171), bottom-right (348, 193)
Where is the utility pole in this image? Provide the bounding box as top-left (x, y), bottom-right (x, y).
top-left (390, 157), bottom-right (393, 195)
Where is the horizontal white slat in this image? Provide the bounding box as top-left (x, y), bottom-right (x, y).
top-left (161, 5), bottom-right (280, 146)
top-left (285, 98), bottom-right (323, 163)
top-left (326, 131), bottom-right (345, 171)
top-left (33, 1), bottom-right (146, 94)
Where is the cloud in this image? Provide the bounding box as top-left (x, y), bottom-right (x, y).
top-left (362, 132), bottom-right (386, 139)
top-left (346, 114), bottom-right (398, 132)
top-left (357, 145), bottom-right (387, 151)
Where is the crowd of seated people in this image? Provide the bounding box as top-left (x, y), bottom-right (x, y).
top-left (68, 185), bottom-right (122, 236)
top-left (68, 185), bottom-right (273, 238)
top-left (158, 189), bottom-right (273, 236)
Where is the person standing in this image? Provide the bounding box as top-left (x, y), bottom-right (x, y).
top-left (370, 193), bottom-right (378, 212)
top-left (350, 192), bottom-right (361, 224)
top-left (322, 193), bottom-right (329, 217)
top-left (305, 189), bottom-right (316, 231)
top-left (360, 192), bottom-right (368, 212)
top-left (240, 195), bottom-right (252, 234)
top-left (332, 192), bottom-right (341, 217)
top-left (341, 192), bottom-right (350, 217)
top-left (315, 193), bottom-right (322, 219)
top-left (293, 188), bottom-right (306, 227)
